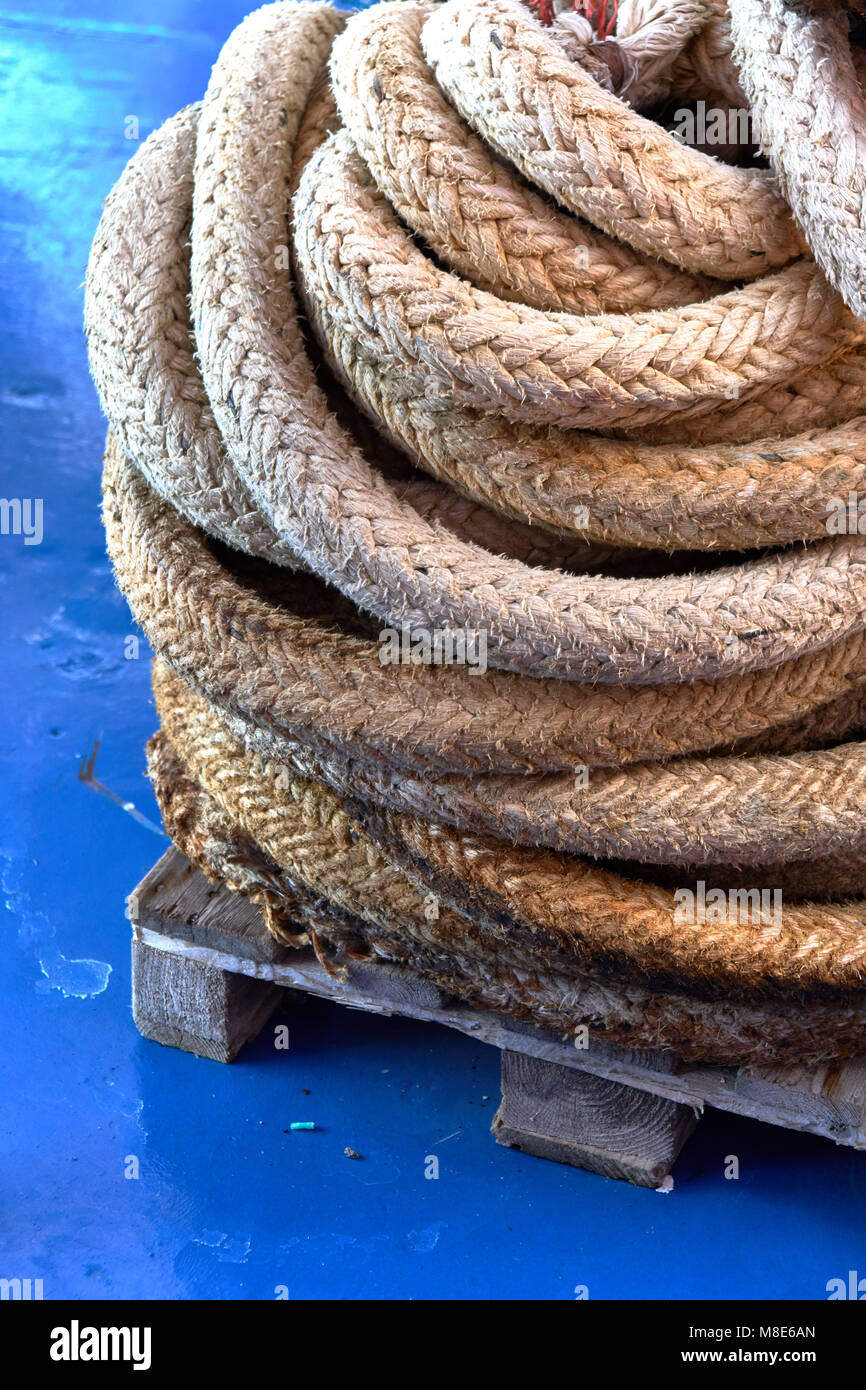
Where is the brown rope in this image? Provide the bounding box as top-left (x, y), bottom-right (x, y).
top-left (101, 436), bottom-right (866, 779)
top-left (150, 661), bottom-right (866, 1018)
top-left (146, 726), bottom-right (866, 1065)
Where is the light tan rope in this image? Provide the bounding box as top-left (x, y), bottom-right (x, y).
top-left (102, 440), bottom-right (866, 873)
top-left (328, 2), bottom-right (719, 314)
top-left (86, 89), bottom-right (866, 567)
top-left (102, 435), bottom-right (866, 778)
top-left (422, 0), bottom-right (805, 277)
top-left (293, 129), bottom-right (854, 431)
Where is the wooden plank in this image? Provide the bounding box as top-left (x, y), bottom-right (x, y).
top-left (131, 937), bottom-right (282, 1062)
top-left (732, 1058), bottom-right (866, 1143)
top-left (492, 1051), bottom-right (698, 1186)
top-left (129, 852), bottom-right (866, 1148)
top-left (127, 847), bottom-right (288, 965)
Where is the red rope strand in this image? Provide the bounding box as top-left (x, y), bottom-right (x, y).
top-left (584, 1), bottom-right (620, 42)
top-left (527, 0), bottom-right (620, 38)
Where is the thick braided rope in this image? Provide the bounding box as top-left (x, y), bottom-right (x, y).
top-left (620, 342), bottom-right (866, 447)
top-left (328, 2), bottom-right (720, 315)
top-left (91, 97), bottom-right (728, 676)
top-left (313, 275), bottom-right (866, 551)
top-left (83, 0), bottom-right (866, 597)
top-left (287, 26), bottom-right (866, 547)
top-left (422, 0), bottom-right (805, 277)
top-left (303, 34), bottom-right (866, 548)
top-left (84, 102), bottom-right (303, 570)
top-left (202, 667), bottom-right (866, 870)
top-left (88, 0), bottom-right (866, 1057)
top-left (730, 0), bottom-right (866, 321)
top-left (304, 24), bottom-right (866, 451)
top-left (146, 732), bottom-right (310, 944)
top-left (153, 660), bottom-right (866, 1004)
top-left (346, 783), bottom-right (866, 999)
top-left (147, 727), bottom-right (866, 1064)
top-left (86, 91), bottom-right (866, 557)
top-left (294, 128), bottom-right (855, 431)
top-left (102, 435), bottom-right (866, 779)
top-left (314, 5), bottom-right (866, 442)
top-left (82, 101), bottom-right (648, 578)
top-left (147, 722), bottom-right (866, 939)
top-left (103, 439), bottom-right (866, 870)
top-left (176, 6), bottom-right (866, 683)
top-left (165, 716), bottom-right (866, 943)
top-left (86, 2), bottom-right (866, 558)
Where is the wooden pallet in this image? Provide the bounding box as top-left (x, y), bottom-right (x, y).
top-left (128, 849), bottom-right (866, 1187)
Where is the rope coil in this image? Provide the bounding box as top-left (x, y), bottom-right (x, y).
top-left (87, 0), bottom-right (866, 1062)
top-left (145, 696), bottom-right (866, 1065)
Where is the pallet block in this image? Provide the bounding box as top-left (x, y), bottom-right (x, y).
top-left (492, 1053), bottom-right (698, 1186)
top-left (128, 849), bottom-right (866, 1186)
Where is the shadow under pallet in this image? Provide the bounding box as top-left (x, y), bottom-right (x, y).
top-left (128, 848), bottom-right (866, 1188)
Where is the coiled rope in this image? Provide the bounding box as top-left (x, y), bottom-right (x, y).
top-left (144, 684), bottom-right (866, 1066)
top-left (88, 0), bottom-right (866, 1062)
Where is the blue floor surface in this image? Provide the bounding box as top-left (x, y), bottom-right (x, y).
top-left (1, 0), bottom-right (864, 1300)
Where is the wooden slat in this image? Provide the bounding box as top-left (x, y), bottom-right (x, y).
top-left (128, 849), bottom-right (288, 964)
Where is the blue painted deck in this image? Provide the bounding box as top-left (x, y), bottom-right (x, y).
top-left (1, 0), bottom-right (864, 1301)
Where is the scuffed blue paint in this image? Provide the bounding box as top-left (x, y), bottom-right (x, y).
top-left (191, 1231), bottom-right (252, 1265)
top-left (37, 945), bottom-right (112, 999)
top-left (3, 855), bottom-right (111, 997)
top-left (407, 1223), bottom-right (445, 1254)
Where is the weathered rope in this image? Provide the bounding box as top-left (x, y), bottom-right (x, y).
top-left (152, 661), bottom-right (866, 1009)
top-left (88, 0), bottom-right (866, 1062)
top-left (83, 98), bottom-right (629, 577)
top-left (293, 129), bottom-right (855, 431)
top-left (146, 725), bottom-right (866, 1064)
top-left (421, 0), bottom-right (805, 277)
top-left (88, 93), bottom-right (866, 684)
top-left (730, 0), bottom-right (866, 320)
top-left (328, 2), bottom-right (719, 314)
top-left (86, 88), bottom-right (866, 559)
top-left (104, 439), bottom-right (866, 873)
top-left (102, 436), bottom-right (866, 779)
